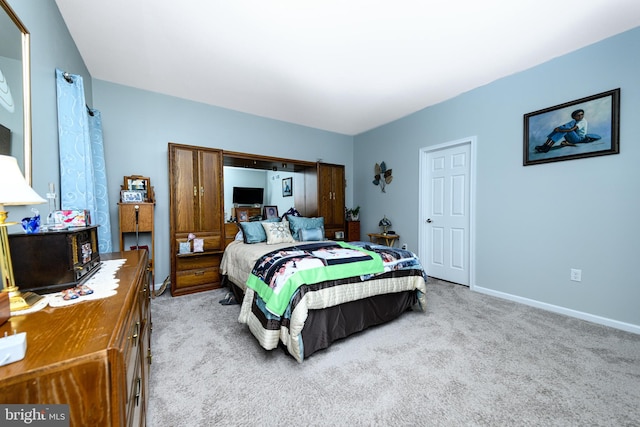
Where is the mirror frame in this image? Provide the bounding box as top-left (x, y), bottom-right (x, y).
top-left (0, 0), bottom-right (31, 185)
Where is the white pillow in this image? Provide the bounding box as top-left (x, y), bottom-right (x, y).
top-left (262, 221), bottom-right (295, 244)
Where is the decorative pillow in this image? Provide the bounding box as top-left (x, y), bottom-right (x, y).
top-left (238, 218), bottom-right (280, 244)
top-left (287, 215), bottom-right (324, 241)
top-left (262, 221), bottom-right (295, 245)
top-left (299, 226), bottom-right (324, 242)
top-left (281, 207), bottom-right (301, 220)
top-left (238, 221), bottom-right (266, 244)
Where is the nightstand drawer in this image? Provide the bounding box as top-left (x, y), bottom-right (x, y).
top-left (176, 267), bottom-right (220, 289)
top-left (176, 253), bottom-right (221, 270)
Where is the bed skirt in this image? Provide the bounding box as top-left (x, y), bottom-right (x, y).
top-left (224, 274), bottom-right (424, 362)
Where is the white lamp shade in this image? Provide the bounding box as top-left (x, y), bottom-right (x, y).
top-left (0, 155), bottom-right (46, 206)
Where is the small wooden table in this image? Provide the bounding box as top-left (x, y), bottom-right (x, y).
top-left (368, 233), bottom-right (400, 247)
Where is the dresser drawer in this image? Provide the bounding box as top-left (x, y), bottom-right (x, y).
top-left (124, 301), bottom-right (142, 404)
top-left (126, 355), bottom-right (143, 427)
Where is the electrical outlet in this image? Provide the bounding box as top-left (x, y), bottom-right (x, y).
top-left (570, 268), bottom-right (582, 282)
top-left (401, 243), bottom-right (408, 250)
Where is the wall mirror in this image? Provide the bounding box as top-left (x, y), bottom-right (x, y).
top-left (0, 0), bottom-right (31, 184)
top-left (222, 152), bottom-right (316, 222)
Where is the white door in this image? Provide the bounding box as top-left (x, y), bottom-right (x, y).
top-left (419, 139), bottom-right (473, 286)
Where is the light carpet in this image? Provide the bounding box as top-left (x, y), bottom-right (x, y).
top-left (147, 279), bottom-right (640, 426)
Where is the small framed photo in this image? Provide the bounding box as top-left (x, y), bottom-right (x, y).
top-left (124, 175), bottom-right (151, 201)
top-left (121, 190), bottom-right (145, 203)
top-left (335, 231), bottom-right (345, 240)
top-left (179, 241), bottom-right (191, 254)
top-left (193, 238), bottom-right (204, 253)
top-left (282, 177), bottom-right (292, 197)
top-left (523, 89), bottom-right (620, 166)
top-left (263, 205), bottom-right (279, 220)
top-left (237, 209), bottom-right (249, 222)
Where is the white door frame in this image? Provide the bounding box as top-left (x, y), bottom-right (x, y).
top-left (418, 136), bottom-right (477, 289)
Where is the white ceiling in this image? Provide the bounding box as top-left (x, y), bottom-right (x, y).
top-left (54, 0), bottom-right (640, 135)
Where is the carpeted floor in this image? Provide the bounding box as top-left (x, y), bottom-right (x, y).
top-left (147, 279), bottom-right (640, 426)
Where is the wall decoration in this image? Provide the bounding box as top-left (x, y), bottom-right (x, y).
top-left (373, 161), bottom-right (393, 192)
top-left (282, 177), bottom-right (292, 197)
top-left (523, 89), bottom-right (620, 166)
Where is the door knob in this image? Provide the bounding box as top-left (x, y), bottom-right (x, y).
top-left (426, 218), bottom-right (432, 223)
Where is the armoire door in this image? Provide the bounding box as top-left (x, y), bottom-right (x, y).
top-left (171, 145), bottom-right (198, 233)
top-left (318, 163), bottom-right (345, 238)
top-left (197, 149), bottom-right (222, 232)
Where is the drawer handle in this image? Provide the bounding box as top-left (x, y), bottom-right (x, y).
top-left (131, 321), bottom-right (140, 345)
top-left (135, 377), bottom-right (142, 406)
top-left (194, 271), bottom-right (205, 276)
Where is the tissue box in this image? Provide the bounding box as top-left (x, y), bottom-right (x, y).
top-left (54, 210), bottom-right (91, 227)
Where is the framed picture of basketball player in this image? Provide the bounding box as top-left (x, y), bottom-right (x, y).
top-left (523, 89), bottom-right (620, 166)
top-left (282, 177), bottom-right (292, 197)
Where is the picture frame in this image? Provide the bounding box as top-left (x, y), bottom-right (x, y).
top-left (282, 177), bottom-right (292, 197)
top-left (236, 209), bottom-right (249, 222)
top-left (523, 89), bottom-right (620, 166)
top-left (263, 205), bottom-right (279, 220)
top-left (334, 231), bottom-right (345, 240)
top-left (178, 241), bottom-right (191, 254)
top-left (192, 238), bottom-right (204, 253)
top-left (123, 175), bottom-right (151, 201)
top-left (121, 190), bottom-right (145, 203)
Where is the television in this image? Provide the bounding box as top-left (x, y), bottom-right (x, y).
top-left (232, 186), bottom-right (264, 205)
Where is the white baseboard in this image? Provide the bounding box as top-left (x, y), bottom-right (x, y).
top-left (472, 285), bottom-right (640, 335)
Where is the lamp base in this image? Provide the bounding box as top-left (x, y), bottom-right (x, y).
top-left (6, 289), bottom-right (45, 312)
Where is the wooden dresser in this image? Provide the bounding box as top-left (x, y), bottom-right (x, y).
top-left (0, 250), bottom-right (152, 427)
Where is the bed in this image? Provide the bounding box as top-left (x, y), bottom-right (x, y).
top-left (220, 217), bottom-right (428, 362)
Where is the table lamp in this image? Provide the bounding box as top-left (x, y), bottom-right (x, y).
top-left (379, 215), bottom-right (392, 235)
top-left (0, 155), bottom-right (46, 311)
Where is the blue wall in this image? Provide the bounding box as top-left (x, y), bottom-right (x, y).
top-left (354, 27), bottom-right (640, 331)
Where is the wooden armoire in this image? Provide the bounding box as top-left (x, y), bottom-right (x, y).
top-left (317, 163), bottom-right (345, 239)
top-left (168, 143), bottom-right (224, 296)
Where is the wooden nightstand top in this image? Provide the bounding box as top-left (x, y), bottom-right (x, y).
top-left (368, 233), bottom-right (399, 247)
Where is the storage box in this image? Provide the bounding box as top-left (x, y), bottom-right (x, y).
top-left (9, 226), bottom-right (101, 294)
top-left (53, 209), bottom-right (91, 227)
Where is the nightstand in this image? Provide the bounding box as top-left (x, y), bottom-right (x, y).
top-left (119, 202), bottom-right (155, 285)
top-left (346, 221), bottom-right (360, 241)
top-left (367, 232), bottom-right (400, 247)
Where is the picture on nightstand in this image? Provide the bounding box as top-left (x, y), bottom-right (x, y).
top-left (121, 190), bottom-right (144, 203)
top-left (263, 205), bottom-right (279, 220)
top-left (237, 209), bottom-right (249, 222)
top-left (123, 175), bottom-right (151, 202)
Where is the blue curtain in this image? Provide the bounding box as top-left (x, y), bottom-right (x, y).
top-left (55, 69), bottom-right (112, 253)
